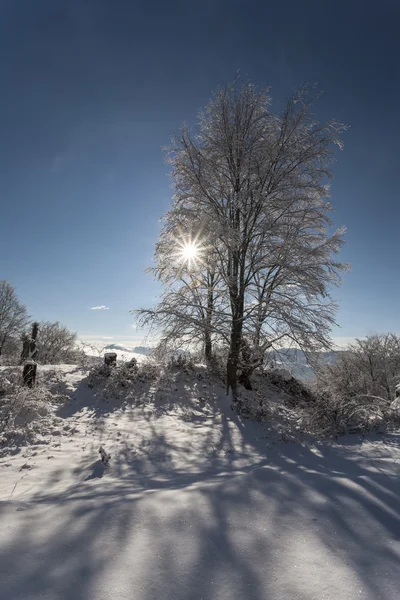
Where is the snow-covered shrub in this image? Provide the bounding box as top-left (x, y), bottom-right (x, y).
top-left (316, 334), bottom-right (400, 403)
top-left (108, 361), bottom-right (140, 389)
top-left (166, 353), bottom-right (195, 373)
top-left (137, 359), bottom-right (160, 381)
top-left (232, 389), bottom-right (273, 422)
top-left (303, 334), bottom-right (400, 437)
top-left (87, 358), bottom-right (159, 399)
top-left (232, 369), bottom-right (315, 422)
top-left (264, 370), bottom-right (315, 407)
top-left (0, 373), bottom-right (68, 447)
top-left (87, 363), bottom-right (113, 388)
top-left (230, 373), bottom-right (307, 444)
top-left (303, 392), bottom-right (390, 437)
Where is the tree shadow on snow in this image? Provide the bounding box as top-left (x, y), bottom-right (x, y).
top-left (1, 368), bottom-right (400, 600)
top-left (1, 433), bottom-right (399, 599)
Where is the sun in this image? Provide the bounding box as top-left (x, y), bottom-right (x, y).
top-left (174, 231), bottom-right (208, 271)
top-left (175, 237), bottom-right (205, 270)
top-left (181, 243), bottom-right (199, 261)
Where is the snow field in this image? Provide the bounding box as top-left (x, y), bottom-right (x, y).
top-left (0, 365), bottom-right (399, 600)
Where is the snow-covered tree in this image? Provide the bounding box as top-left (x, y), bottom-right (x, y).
top-left (138, 80), bottom-right (349, 397)
top-left (0, 280), bottom-right (29, 358)
top-left (36, 321), bottom-right (77, 364)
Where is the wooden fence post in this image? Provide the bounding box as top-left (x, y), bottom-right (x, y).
top-left (104, 352), bottom-right (117, 366)
top-left (23, 362), bottom-right (37, 388)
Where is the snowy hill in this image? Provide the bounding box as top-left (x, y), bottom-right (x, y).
top-left (0, 364), bottom-right (399, 600)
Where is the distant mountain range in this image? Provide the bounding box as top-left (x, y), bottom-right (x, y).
top-left (104, 344), bottom-right (153, 355)
top-left (270, 349), bottom-right (339, 380)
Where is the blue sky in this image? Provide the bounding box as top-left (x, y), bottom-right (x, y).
top-left (0, 0), bottom-right (399, 348)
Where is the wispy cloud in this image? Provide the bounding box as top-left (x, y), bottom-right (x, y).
top-left (90, 305), bottom-right (110, 311)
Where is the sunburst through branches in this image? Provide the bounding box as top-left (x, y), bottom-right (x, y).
top-left (174, 232), bottom-right (207, 270)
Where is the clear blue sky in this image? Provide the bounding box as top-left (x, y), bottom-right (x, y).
top-left (0, 0), bottom-right (398, 347)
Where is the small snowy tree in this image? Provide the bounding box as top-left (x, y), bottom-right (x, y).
top-left (137, 80), bottom-right (349, 397)
top-left (36, 321), bottom-right (77, 364)
top-left (0, 280), bottom-right (29, 358)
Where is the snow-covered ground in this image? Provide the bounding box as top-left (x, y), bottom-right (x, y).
top-left (1, 364), bottom-right (399, 600)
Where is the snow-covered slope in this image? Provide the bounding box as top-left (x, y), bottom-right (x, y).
top-left (0, 365), bottom-right (399, 600)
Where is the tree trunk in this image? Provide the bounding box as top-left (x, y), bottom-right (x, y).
top-left (226, 195), bottom-right (244, 399)
top-left (238, 338), bottom-right (267, 391)
top-left (204, 335), bottom-right (212, 363)
top-left (238, 369), bottom-right (252, 390)
top-left (20, 335), bottom-right (30, 364)
top-left (204, 273), bottom-right (214, 362)
top-left (237, 338), bottom-right (251, 390)
top-left (226, 315), bottom-right (243, 399)
top-left (30, 322), bottom-right (39, 362)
